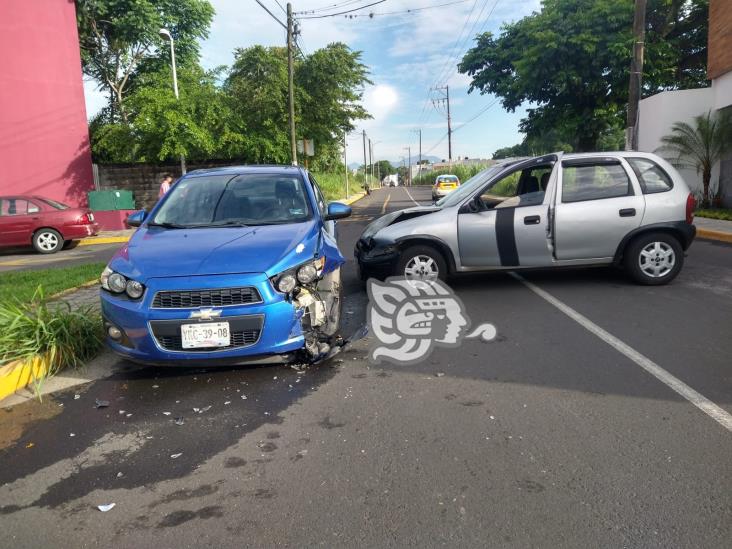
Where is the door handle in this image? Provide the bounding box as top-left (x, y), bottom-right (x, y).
top-left (524, 215), bottom-right (541, 225)
top-left (619, 208), bottom-right (636, 217)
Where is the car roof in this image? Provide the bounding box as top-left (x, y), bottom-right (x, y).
top-left (184, 165), bottom-right (306, 177)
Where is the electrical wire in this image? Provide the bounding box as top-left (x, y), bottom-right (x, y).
top-left (343, 0), bottom-right (471, 17)
top-left (299, 0), bottom-right (387, 19)
top-left (272, 0), bottom-right (287, 15)
top-left (296, 0), bottom-right (366, 15)
top-left (452, 97), bottom-right (499, 132)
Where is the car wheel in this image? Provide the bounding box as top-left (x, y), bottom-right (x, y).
top-left (62, 240), bottom-right (80, 250)
top-left (624, 232), bottom-right (683, 285)
top-left (396, 245), bottom-right (447, 282)
top-left (33, 229), bottom-right (63, 254)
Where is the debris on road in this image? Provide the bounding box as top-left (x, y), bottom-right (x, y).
top-left (174, 417), bottom-right (185, 425)
top-left (170, 453), bottom-right (182, 459)
top-left (116, 472), bottom-right (123, 478)
top-left (95, 399), bottom-right (110, 408)
top-left (162, 412), bottom-right (171, 416)
top-left (97, 503), bottom-right (116, 512)
top-left (435, 372), bottom-right (445, 377)
top-left (74, 394), bottom-right (80, 400)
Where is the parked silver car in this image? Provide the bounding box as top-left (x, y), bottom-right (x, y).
top-left (355, 152), bottom-right (697, 285)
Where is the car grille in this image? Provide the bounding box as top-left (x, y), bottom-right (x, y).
top-left (152, 287), bottom-right (261, 308)
top-left (149, 314), bottom-right (264, 353)
top-left (155, 330), bottom-right (261, 352)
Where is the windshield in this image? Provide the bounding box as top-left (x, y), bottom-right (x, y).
top-left (435, 165), bottom-right (504, 207)
top-left (152, 173), bottom-right (312, 227)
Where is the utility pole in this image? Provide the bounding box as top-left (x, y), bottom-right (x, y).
top-left (343, 131), bottom-right (349, 198)
top-left (362, 130), bottom-right (368, 187)
top-left (432, 86), bottom-right (453, 162)
top-left (403, 147), bottom-right (411, 186)
top-left (368, 138), bottom-right (373, 184)
top-left (412, 129), bottom-right (422, 182)
top-left (625, 0), bottom-right (647, 151)
top-left (287, 3), bottom-right (297, 165)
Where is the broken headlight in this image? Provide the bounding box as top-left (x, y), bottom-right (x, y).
top-left (272, 257), bottom-right (325, 293)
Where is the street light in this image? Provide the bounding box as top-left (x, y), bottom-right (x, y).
top-left (159, 28), bottom-right (186, 174)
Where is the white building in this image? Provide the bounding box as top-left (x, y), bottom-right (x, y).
top-left (638, 0), bottom-right (732, 206)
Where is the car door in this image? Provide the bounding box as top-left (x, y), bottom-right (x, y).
top-left (457, 155), bottom-right (560, 268)
top-left (0, 197), bottom-right (34, 246)
top-left (553, 157), bottom-right (645, 260)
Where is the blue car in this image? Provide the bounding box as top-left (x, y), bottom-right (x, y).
top-left (100, 166), bottom-right (352, 366)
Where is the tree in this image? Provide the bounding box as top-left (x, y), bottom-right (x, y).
top-left (375, 160), bottom-right (396, 176)
top-left (459, 0), bottom-right (709, 151)
top-left (90, 65), bottom-right (240, 163)
top-left (657, 110), bottom-right (732, 206)
top-left (77, 0), bottom-right (214, 123)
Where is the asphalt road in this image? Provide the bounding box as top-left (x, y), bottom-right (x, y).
top-left (1, 186), bottom-right (731, 548)
top-left (0, 243), bottom-right (122, 272)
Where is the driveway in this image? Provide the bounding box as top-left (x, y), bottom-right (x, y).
top-left (1, 186), bottom-right (730, 547)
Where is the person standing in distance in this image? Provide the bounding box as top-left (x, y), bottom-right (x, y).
top-left (158, 173), bottom-right (174, 198)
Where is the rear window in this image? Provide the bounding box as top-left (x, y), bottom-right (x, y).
top-left (38, 198), bottom-right (70, 210)
top-left (437, 175), bottom-right (459, 183)
top-left (627, 158), bottom-right (673, 194)
top-left (561, 162), bottom-right (631, 203)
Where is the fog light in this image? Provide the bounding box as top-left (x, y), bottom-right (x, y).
top-left (108, 326), bottom-right (122, 340)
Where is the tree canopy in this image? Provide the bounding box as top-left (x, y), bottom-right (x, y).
top-left (460, 0), bottom-right (709, 152)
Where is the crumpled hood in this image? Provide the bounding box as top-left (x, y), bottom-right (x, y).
top-left (110, 221), bottom-right (320, 281)
top-left (361, 206), bottom-right (440, 240)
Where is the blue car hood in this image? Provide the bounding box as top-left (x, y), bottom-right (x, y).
top-left (114, 221), bottom-right (320, 281)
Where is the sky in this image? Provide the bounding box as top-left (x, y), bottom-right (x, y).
top-left (83, 0), bottom-right (542, 163)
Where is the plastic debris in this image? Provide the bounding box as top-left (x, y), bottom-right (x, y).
top-left (162, 412), bottom-right (171, 416)
top-left (95, 399), bottom-right (110, 408)
top-left (200, 405), bottom-right (212, 413)
top-left (126, 414), bottom-right (132, 418)
top-left (174, 417), bottom-right (185, 425)
top-left (116, 472), bottom-right (124, 478)
top-left (25, 443), bottom-right (34, 449)
top-left (193, 407), bottom-right (200, 413)
top-left (97, 503), bottom-right (116, 512)
top-left (489, 415), bottom-right (495, 420)
top-left (152, 385), bottom-right (159, 389)
top-left (118, 410), bottom-right (125, 415)
top-left (241, 395), bottom-right (247, 400)
top-left (435, 372), bottom-right (445, 378)
top-left (224, 401), bottom-right (231, 405)
top-left (69, 433), bottom-right (75, 437)
top-left (74, 394), bottom-right (81, 400)
top-left (170, 453), bottom-right (182, 459)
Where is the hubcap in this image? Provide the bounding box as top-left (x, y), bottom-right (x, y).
top-left (404, 254), bottom-right (439, 282)
top-left (639, 241), bottom-right (675, 278)
top-left (38, 232), bottom-right (59, 251)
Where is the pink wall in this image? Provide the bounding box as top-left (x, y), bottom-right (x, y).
top-left (0, 0), bottom-right (94, 207)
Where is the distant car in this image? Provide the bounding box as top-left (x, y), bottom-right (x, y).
top-left (432, 174), bottom-right (460, 201)
top-left (100, 165), bottom-right (352, 366)
top-left (356, 152), bottom-right (696, 286)
top-left (0, 195), bottom-right (99, 254)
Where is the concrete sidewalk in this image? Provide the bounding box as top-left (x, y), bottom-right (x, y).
top-left (695, 216), bottom-right (732, 243)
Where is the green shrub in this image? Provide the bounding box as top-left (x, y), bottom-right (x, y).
top-left (0, 290), bottom-right (103, 380)
top-left (695, 208), bottom-right (732, 221)
top-left (312, 171), bottom-right (371, 201)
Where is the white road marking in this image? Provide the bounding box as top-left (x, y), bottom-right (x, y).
top-left (511, 272), bottom-right (732, 433)
top-left (403, 185), bottom-right (422, 207)
top-left (381, 193), bottom-right (391, 214)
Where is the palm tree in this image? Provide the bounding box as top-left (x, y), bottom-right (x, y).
top-left (657, 110), bottom-right (732, 206)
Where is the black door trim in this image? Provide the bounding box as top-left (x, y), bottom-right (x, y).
top-left (495, 208), bottom-right (519, 266)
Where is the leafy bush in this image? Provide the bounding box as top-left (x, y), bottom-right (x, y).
top-left (695, 208), bottom-right (732, 221)
top-left (313, 171), bottom-right (370, 201)
top-left (0, 291), bottom-right (103, 377)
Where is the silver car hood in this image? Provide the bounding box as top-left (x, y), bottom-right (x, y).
top-left (361, 206), bottom-right (440, 240)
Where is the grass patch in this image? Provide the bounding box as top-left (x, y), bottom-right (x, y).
top-left (695, 208), bottom-right (732, 221)
top-left (412, 164), bottom-right (490, 186)
top-left (313, 171), bottom-right (369, 202)
top-left (0, 262), bottom-right (106, 304)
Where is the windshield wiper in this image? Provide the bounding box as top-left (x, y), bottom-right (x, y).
top-left (193, 221), bottom-right (250, 228)
top-left (147, 221), bottom-right (190, 229)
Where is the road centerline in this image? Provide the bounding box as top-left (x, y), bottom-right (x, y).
top-left (403, 185), bottom-right (422, 207)
top-left (511, 272), bottom-right (732, 433)
top-left (381, 192), bottom-right (391, 214)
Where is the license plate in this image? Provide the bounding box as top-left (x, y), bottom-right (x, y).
top-left (181, 322), bottom-right (230, 349)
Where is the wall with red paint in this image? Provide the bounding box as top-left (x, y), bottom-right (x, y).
top-left (0, 0), bottom-right (94, 207)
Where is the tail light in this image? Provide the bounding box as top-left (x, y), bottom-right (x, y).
top-left (76, 212), bottom-right (95, 224)
top-left (685, 193), bottom-right (695, 224)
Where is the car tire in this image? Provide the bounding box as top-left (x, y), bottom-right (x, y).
top-left (62, 240), bottom-right (80, 250)
top-left (624, 232), bottom-right (683, 286)
top-left (396, 245), bottom-right (447, 282)
top-left (33, 229), bottom-right (64, 254)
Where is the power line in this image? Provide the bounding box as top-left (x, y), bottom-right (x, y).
top-left (272, 0), bottom-right (287, 16)
top-left (299, 0), bottom-right (387, 19)
top-left (296, 0), bottom-right (365, 15)
top-left (254, 0), bottom-right (287, 29)
top-left (342, 0), bottom-right (472, 17)
top-left (452, 97), bottom-right (499, 132)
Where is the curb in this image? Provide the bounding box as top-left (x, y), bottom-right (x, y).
top-left (49, 279), bottom-right (99, 300)
top-left (696, 228), bottom-right (732, 244)
top-left (340, 192), bottom-right (367, 205)
top-left (78, 236), bottom-right (130, 246)
top-left (0, 354), bottom-right (52, 403)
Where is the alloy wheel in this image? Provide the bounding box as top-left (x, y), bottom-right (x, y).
top-left (639, 241), bottom-right (675, 278)
top-left (404, 254), bottom-right (439, 282)
top-left (37, 232), bottom-right (59, 252)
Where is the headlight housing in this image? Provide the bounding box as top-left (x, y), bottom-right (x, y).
top-left (272, 257), bottom-right (325, 293)
top-left (100, 266), bottom-right (145, 299)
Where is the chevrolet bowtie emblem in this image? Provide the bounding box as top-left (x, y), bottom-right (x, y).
top-left (189, 308), bottom-right (222, 321)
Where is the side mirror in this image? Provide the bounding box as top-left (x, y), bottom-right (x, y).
top-left (126, 209), bottom-right (148, 228)
top-left (324, 202), bottom-right (351, 221)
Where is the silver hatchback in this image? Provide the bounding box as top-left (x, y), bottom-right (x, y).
top-left (355, 152), bottom-right (697, 285)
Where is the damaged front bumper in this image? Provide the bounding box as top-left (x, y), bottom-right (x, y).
top-left (101, 272), bottom-right (314, 366)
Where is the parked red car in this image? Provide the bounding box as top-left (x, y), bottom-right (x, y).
top-left (0, 195), bottom-right (99, 254)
